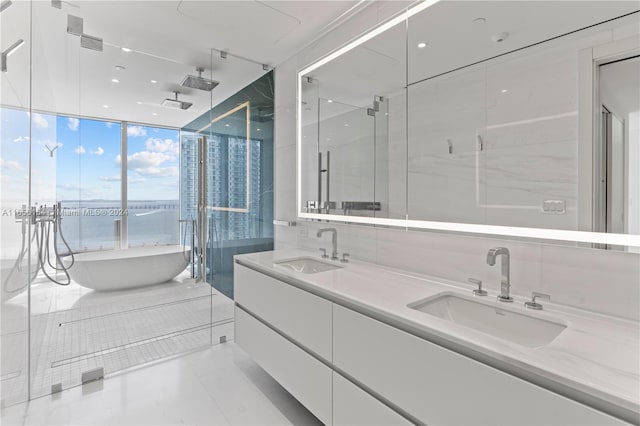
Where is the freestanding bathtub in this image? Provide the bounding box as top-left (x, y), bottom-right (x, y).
top-left (64, 245), bottom-right (191, 291)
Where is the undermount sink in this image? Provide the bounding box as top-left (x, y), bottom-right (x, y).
top-left (408, 292), bottom-right (567, 348)
top-left (275, 257), bottom-right (343, 274)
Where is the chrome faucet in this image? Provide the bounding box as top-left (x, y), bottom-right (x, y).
top-left (317, 228), bottom-right (339, 260)
top-left (486, 247), bottom-right (513, 302)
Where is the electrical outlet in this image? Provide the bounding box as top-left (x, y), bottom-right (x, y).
top-left (542, 200), bottom-right (566, 214)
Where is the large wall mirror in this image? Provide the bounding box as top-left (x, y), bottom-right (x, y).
top-left (297, 0), bottom-right (640, 249)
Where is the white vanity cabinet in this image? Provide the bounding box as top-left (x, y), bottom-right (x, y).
top-left (332, 305), bottom-right (627, 426)
top-left (235, 264), bottom-right (332, 360)
top-left (235, 307), bottom-right (333, 424)
top-left (234, 262), bottom-right (630, 426)
top-left (332, 372), bottom-right (413, 426)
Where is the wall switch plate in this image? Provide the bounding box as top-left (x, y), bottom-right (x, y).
top-left (542, 200), bottom-right (566, 214)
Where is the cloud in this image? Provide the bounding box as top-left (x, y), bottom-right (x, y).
top-left (32, 113), bottom-right (49, 129)
top-left (0, 158), bottom-right (23, 171)
top-left (13, 136), bottom-right (30, 143)
top-left (91, 147), bottom-right (104, 155)
top-left (105, 122), bottom-right (114, 129)
top-left (145, 138), bottom-right (179, 156)
top-left (75, 145), bottom-right (86, 154)
top-left (127, 126), bottom-right (147, 137)
top-left (125, 151), bottom-right (173, 169)
top-left (99, 175), bottom-right (121, 182)
top-left (133, 166), bottom-right (178, 178)
top-left (67, 117), bottom-right (79, 131)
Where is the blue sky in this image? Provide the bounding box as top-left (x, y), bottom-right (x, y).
top-left (0, 107), bottom-right (179, 202)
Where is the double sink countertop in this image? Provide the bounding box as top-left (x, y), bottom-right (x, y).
top-left (235, 249), bottom-right (639, 424)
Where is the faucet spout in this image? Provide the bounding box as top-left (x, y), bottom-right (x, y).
top-left (317, 228), bottom-right (338, 260)
top-left (486, 247), bottom-right (512, 302)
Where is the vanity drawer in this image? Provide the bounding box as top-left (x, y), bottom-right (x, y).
top-left (234, 264), bottom-right (332, 361)
top-left (235, 306), bottom-right (333, 425)
top-left (333, 372), bottom-right (413, 426)
top-left (333, 305), bottom-right (627, 426)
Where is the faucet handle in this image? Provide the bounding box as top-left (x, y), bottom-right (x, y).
top-left (319, 248), bottom-right (329, 259)
top-left (468, 278), bottom-right (487, 296)
top-left (525, 292), bottom-right (551, 310)
top-left (340, 253), bottom-right (350, 263)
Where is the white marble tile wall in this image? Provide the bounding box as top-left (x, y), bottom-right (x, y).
top-left (293, 221), bottom-right (639, 322)
top-left (274, 2), bottom-right (639, 323)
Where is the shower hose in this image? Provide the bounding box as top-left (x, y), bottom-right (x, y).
top-left (3, 204), bottom-right (76, 294)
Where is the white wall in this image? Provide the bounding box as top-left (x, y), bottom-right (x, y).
top-left (273, 2), bottom-right (640, 321)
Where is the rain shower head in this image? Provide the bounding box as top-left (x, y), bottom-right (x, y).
top-left (181, 67), bottom-right (218, 92)
top-left (161, 91), bottom-right (192, 110)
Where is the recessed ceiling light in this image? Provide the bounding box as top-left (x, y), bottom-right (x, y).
top-left (152, 112), bottom-right (158, 116)
top-left (121, 47), bottom-right (132, 52)
top-left (225, 124), bottom-right (230, 127)
top-left (344, 123), bottom-right (349, 127)
top-left (114, 65), bottom-right (126, 71)
top-left (136, 101), bottom-right (143, 105)
top-left (257, 128), bottom-right (261, 131)
top-left (472, 17), bottom-right (487, 24)
top-left (417, 42), bottom-right (427, 48)
top-left (327, 99), bottom-right (333, 103)
top-left (102, 105), bottom-right (109, 109)
top-left (501, 89), bottom-right (508, 93)
top-left (150, 80), bottom-right (157, 84)
top-left (111, 78), bottom-right (119, 83)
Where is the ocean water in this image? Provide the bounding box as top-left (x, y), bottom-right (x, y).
top-left (57, 200), bottom-right (180, 253)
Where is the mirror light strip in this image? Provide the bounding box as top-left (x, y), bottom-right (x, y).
top-left (298, 212), bottom-right (640, 247)
top-left (296, 0), bottom-right (640, 248)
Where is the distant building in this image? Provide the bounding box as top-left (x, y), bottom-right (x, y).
top-left (180, 133), bottom-right (262, 241)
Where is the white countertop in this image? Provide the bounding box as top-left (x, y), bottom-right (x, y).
top-left (235, 249), bottom-right (640, 423)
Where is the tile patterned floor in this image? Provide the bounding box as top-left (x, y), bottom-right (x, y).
top-left (1, 343), bottom-right (322, 426)
top-left (1, 271), bottom-right (234, 407)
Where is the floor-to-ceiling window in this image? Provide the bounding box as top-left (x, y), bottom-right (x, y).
top-left (126, 123), bottom-right (180, 248)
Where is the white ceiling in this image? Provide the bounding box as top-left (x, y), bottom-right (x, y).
top-left (310, 1), bottom-right (640, 108)
top-left (1, 0), bottom-right (365, 127)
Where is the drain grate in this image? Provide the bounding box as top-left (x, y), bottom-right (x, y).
top-left (58, 295), bottom-right (211, 327)
top-left (51, 318), bottom-right (233, 368)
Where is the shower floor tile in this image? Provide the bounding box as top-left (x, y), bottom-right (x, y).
top-left (1, 271), bottom-right (234, 406)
